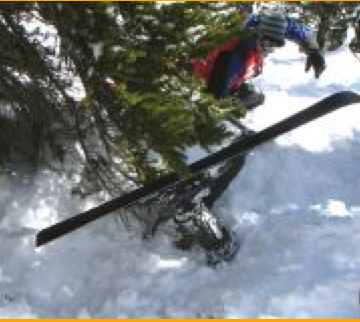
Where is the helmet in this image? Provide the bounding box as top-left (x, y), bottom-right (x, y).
top-left (258, 10), bottom-right (287, 48)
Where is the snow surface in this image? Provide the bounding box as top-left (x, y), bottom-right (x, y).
top-left (1, 43), bottom-right (360, 318)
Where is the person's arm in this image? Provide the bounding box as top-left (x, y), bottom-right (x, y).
top-left (243, 14), bottom-right (325, 78)
top-left (285, 18), bottom-right (318, 51)
top-left (285, 17), bottom-right (326, 78)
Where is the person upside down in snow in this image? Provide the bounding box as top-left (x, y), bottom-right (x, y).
top-left (171, 9), bottom-right (327, 267)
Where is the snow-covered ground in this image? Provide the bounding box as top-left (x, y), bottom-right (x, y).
top-left (1, 42), bottom-right (360, 318)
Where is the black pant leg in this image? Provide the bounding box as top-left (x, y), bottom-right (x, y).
top-left (206, 51), bottom-right (232, 99)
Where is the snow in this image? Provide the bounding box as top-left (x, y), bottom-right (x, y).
top-left (90, 42), bottom-right (104, 61)
top-left (1, 42), bottom-right (360, 318)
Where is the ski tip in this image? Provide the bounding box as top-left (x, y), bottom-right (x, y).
top-left (331, 91), bottom-right (360, 103)
top-left (35, 234), bottom-right (43, 247)
top-left (35, 231), bottom-right (49, 247)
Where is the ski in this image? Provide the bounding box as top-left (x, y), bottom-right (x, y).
top-left (36, 91), bottom-right (360, 247)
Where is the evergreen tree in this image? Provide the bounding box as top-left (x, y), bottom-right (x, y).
top-left (0, 1), bottom-right (245, 196)
top-left (284, 1), bottom-right (360, 52)
top-left (2, 1), bottom-right (358, 197)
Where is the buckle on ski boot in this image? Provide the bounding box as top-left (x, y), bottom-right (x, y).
top-left (205, 228), bottom-right (240, 267)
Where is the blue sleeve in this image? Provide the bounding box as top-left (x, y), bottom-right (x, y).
top-left (284, 17), bottom-right (315, 44)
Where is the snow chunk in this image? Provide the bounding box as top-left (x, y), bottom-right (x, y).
top-left (324, 200), bottom-right (352, 218)
top-left (90, 43), bottom-right (104, 61)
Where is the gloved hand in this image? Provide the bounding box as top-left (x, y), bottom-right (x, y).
top-left (305, 50), bottom-right (326, 79)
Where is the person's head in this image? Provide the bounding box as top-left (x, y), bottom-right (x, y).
top-left (257, 10), bottom-right (287, 51)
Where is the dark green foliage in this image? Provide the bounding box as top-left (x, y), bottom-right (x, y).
top-left (284, 1), bottom-right (360, 53)
top-left (0, 2), bottom-right (69, 169)
top-left (0, 1), bottom-right (246, 194)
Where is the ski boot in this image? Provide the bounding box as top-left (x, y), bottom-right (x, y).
top-left (231, 83), bottom-right (265, 111)
top-left (173, 201), bottom-right (240, 267)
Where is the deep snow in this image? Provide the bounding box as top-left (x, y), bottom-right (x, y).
top-left (0, 42), bottom-right (360, 318)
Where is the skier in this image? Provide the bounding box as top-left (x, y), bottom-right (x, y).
top-left (173, 9), bottom-right (326, 266)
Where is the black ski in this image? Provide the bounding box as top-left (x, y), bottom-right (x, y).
top-left (36, 91), bottom-right (360, 247)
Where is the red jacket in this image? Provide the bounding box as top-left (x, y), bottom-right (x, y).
top-left (191, 35), bottom-right (263, 96)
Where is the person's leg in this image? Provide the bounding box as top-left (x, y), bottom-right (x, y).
top-left (203, 126), bottom-right (254, 209)
top-left (206, 51), bottom-right (232, 99)
top-left (173, 199), bottom-right (240, 266)
top-left (172, 133), bottom-right (252, 266)
top-left (203, 154), bottom-right (247, 210)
